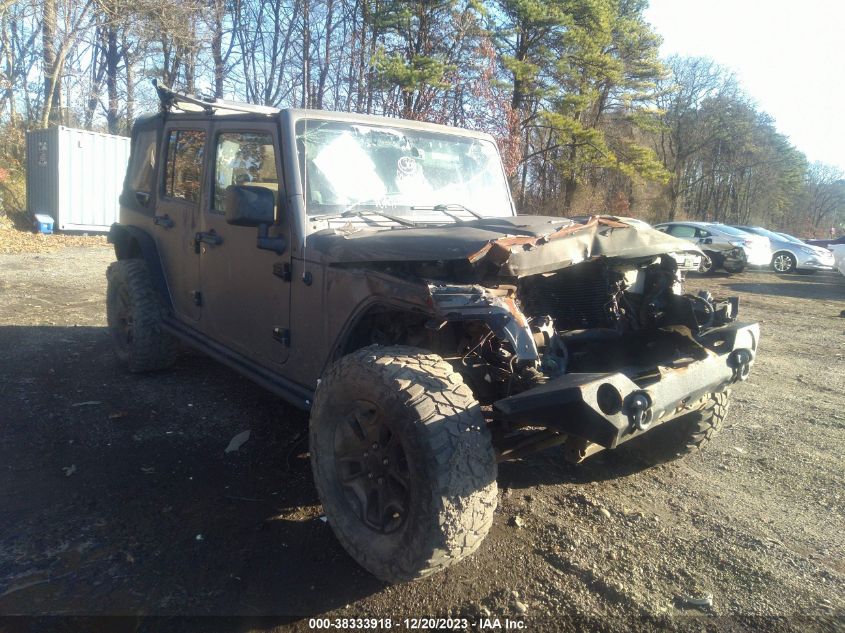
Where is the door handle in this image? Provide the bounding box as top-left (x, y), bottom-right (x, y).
top-left (194, 230), bottom-right (223, 253)
top-left (153, 214), bottom-right (174, 229)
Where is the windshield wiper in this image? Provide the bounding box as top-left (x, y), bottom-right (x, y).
top-left (315, 207), bottom-right (417, 227)
top-left (411, 203), bottom-right (484, 221)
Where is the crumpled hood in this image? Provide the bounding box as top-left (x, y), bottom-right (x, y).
top-left (307, 215), bottom-right (703, 277)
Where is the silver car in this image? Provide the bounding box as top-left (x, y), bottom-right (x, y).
top-left (653, 221), bottom-right (772, 274)
top-left (733, 226), bottom-right (835, 273)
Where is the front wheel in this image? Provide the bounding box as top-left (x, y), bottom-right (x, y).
top-left (698, 252), bottom-right (716, 275)
top-left (309, 345), bottom-right (498, 583)
top-left (772, 252), bottom-right (797, 273)
top-left (723, 260), bottom-right (746, 274)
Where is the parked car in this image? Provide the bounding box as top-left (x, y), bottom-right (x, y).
top-left (831, 245), bottom-right (845, 276)
top-left (106, 84), bottom-right (760, 583)
top-left (652, 221), bottom-right (771, 274)
top-left (805, 235), bottom-right (845, 249)
top-left (611, 217), bottom-right (703, 270)
top-left (732, 226), bottom-right (835, 273)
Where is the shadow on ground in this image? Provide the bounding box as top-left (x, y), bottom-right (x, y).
top-left (0, 325), bottom-right (384, 618)
top-left (726, 271), bottom-right (845, 301)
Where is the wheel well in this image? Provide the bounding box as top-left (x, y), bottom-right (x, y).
top-left (772, 250), bottom-right (795, 260)
top-left (107, 225), bottom-right (171, 309)
top-left (703, 250), bottom-right (723, 264)
top-left (109, 224), bottom-right (145, 260)
top-left (338, 305), bottom-right (459, 359)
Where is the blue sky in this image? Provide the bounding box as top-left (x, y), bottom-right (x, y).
top-left (645, 0), bottom-right (845, 174)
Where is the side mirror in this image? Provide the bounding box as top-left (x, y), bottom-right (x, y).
top-left (703, 237), bottom-right (713, 244)
top-left (224, 185), bottom-right (275, 227)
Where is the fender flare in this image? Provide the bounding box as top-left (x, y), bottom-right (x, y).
top-left (108, 223), bottom-right (172, 309)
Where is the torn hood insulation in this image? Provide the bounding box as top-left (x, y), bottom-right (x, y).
top-left (308, 215), bottom-right (703, 278)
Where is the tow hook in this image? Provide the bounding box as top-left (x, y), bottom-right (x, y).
top-left (728, 349), bottom-right (753, 382)
top-left (624, 391), bottom-right (653, 432)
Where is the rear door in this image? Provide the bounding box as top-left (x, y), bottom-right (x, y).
top-left (154, 125), bottom-right (208, 321)
top-left (197, 120), bottom-right (292, 366)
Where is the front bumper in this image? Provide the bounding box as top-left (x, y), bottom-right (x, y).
top-left (797, 254), bottom-right (835, 270)
top-left (494, 322), bottom-right (760, 449)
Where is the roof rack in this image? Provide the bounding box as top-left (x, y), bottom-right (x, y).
top-left (153, 80), bottom-right (279, 116)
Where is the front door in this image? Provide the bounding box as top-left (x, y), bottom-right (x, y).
top-left (154, 126), bottom-right (207, 321)
top-left (197, 121), bottom-right (291, 366)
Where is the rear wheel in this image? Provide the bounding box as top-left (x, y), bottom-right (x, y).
top-left (309, 345), bottom-right (498, 583)
top-left (698, 253), bottom-right (715, 275)
top-left (615, 390), bottom-right (730, 466)
top-left (772, 252), bottom-right (797, 273)
top-left (106, 259), bottom-right (178, 372)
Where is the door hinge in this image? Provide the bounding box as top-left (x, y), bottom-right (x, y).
top-left (273, 327), bottom-right (290, 347)
top-left (273, 262), bottom-right (292, 282)
top-left (192, 290), bottom-right (203, 306)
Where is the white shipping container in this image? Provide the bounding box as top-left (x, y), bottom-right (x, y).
top-left (26, 126), bottom-right (131, 232)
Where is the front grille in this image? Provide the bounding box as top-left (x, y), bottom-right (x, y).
top-left (518, 261), bottom-right (611, 330)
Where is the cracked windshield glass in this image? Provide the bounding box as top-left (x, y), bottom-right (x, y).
top-left (296, 119), bottom-right (513, 220)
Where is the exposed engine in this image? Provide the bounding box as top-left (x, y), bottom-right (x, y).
top-left (450, 254), bottom-right (739, 399)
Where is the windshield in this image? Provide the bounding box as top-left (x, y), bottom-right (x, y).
top-left (295, 119), bottom-right (513, 218)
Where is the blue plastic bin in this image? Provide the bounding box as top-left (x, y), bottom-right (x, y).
top-left (33, 213), bottom-right (54, 234)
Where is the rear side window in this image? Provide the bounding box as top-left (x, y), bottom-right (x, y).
top-left (128, 129), bottom-right (157, 193)
top-left (668, 225), bottom-right (696, 238)
top-left (213, 132), bottom-right (278, 212)
top-left (163, 130), bottom-right (206, 202)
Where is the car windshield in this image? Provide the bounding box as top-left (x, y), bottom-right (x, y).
top-left (295, 119), bottom-right (513, 218)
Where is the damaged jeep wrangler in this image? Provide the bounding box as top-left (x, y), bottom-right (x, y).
top-left (107, 85), bottom-right (760, 583)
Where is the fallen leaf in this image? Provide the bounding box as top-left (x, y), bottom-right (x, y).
top-left (225, 430), bottom-right (251, 453)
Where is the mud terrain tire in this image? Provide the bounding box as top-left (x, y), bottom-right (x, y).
top-left (106, 259), bottom-right (178, 372)
top-left (617, 390), bottom-right (730, 466)
top-left (309, 345), bottom-right (498, 583)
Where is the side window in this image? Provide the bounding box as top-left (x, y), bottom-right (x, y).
top-left (213, 132), bottom-right (278, 212)
top-left (668, 225), bottom-right (696, 238)
top-left (128, 129), bottom-right (157, 193)
top-left (163, 129), bottom-right (206, 203)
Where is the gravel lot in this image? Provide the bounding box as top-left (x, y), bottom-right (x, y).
top-left (0, 245), bottom-right (843, 631)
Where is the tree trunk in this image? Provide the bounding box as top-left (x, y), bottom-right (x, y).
top-left (211, 0), bottom-right (225, 99)
top-left (106, 24), bottom-right (120, 134)
top-left (301, 0), bottom-right (310, 108)
top-left (125, 59), bottom-right (134, 129)
top-left (41, 0), bottom-right (61, 127)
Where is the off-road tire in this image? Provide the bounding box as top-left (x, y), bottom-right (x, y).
top-left (617, 390), bottom-right (730, 466)
top-left (106, 259), bottom-right (178, 372)
top-left (309, 345), bottom-right (498, 583)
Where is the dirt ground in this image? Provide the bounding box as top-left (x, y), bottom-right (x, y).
top-left (0, 243), bottom-right (843, 631)
top-left (0, 218), bottom-right (108, 255)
